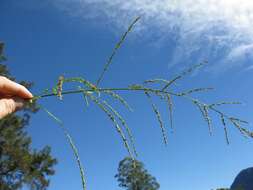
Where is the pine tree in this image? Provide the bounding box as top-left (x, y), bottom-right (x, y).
top-left (0, 43), bottom-right (57, 190)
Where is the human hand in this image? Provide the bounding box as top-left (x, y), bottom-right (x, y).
top-left (0, 76), bottom-right (33, 119)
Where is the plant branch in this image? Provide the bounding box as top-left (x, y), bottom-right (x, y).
top-left (35, 87), bottom-right (194, 99)
top-left (96, 17), bottom-right (141, 86)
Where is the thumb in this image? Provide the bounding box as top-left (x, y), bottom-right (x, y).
top-left (0, 97), bottom-right (24, 119)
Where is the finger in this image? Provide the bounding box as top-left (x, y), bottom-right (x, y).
top-left (0, 97), bottom-right (24, 119)
top-left (0, 76), bottom-right (33, 99)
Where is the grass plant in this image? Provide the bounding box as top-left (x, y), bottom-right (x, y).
top-left (30, 17), bottom-right (253, 190)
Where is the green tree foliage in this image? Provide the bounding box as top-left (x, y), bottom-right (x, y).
top-left (115, 157), bottom-right (160, 190)
top-left (0, 43), bottom-right (57, 190)
top-left (0, 43), bottom-right (5, 62)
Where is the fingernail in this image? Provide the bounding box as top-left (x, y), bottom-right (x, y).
top-left (26, 90), bottom-right (33, 98)
top-left (22, 86), bottom-right (33, 98)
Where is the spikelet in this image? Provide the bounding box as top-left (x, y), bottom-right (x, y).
top-left (103, 90), bottom-right (133, 112)
top-left (144, 78), bottom-right (171, 85)
top-left (193, 101), bottom-right (212, 135)
top-left (144, 78), bottom-right (170, 84)
top-left (83, 93), bottom-right (89, 107)
top-left (229, 118), bottom-right (252, 138)
top-left (145, 92), bottom-right (168, 145)
top-left (102, 99), bottom-right (138, 157)
top-left (209, 102), bottom-right (242, 107)
top-left (229, 117), bottom-right (248, 124)
top-left (161, 62), bottom-right (207, 91)
top-left (182, 62), bottom-right (207, 75)
top-left (57, 75), bottom-right (64, 100)
top-left (177, 87), bottom-right (214, 96)
top-left (42, 88), bottom-right (50, 95)
top-left (85, 93), bottom-right (134, 159)
top-left (203, 106), bottom-right (213, 136)
top-left (220, 114), bottom-right (229, 145)
top-left (64, 77), bottom-right (93, 89)
top-left (161, 76), bottom-right (181, 91)
top-left (42, 107), bottom-right (86, 190)
top-left (52, 87), bottom-right (58, 95)
top-left (64, 77), bottom-right (100, 96)
top-left (96, 17), bottom-right (141, 86)
top-left (166, 94), bottom-right (174, 132)
top-left (154, 91), bottom-right (165, 100)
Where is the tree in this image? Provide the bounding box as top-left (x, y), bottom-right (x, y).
top-left (0, 43), bottom-right (57, 190)
top-left (230, 167), bottom-right (253, 190)
top-left (0, 43), bottom-right (5, 61)
top-left (115, 157), bottom-right (160, 190)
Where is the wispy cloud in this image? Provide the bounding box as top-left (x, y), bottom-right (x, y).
top-left (53, 0), bottom-right (253, 70)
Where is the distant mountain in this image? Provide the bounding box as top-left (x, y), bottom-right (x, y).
top-left (231, 167), bottom-right (253, 190)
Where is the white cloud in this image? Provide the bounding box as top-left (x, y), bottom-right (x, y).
top-left (227, 44), bottom-right (253, 60)
top-left (245, 65), bottom-right (253, 71)
top-left (52, 0), bottom-right (253, 70)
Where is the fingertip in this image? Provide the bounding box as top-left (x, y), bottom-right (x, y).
top-left (25, 89), bottom-right (33, 99)
top-left (0, 98), bottom-right (24, 119)
top-left (20, 85), bottom-right (33, 99)
top-left (0, 77), bottom-right (33, 99)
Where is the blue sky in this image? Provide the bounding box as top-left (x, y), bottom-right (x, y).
top-left (1, 1), bottom-right (253, 190)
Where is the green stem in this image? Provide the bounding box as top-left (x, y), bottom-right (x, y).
top-left (36, 87), bottom-right (179, 99)
top-left (34, 86), bottom-right (248, 125)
